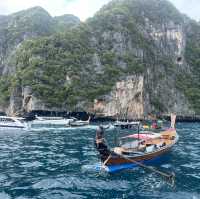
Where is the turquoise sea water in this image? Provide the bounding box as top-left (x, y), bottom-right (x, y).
top-left (0, 123), bottom-right (199, 199)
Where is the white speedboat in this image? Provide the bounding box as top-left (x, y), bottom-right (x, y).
top-left (30, 116), bottom-right (74, 126)
top-left (69, 116), bottom-right (91, 127)
top-left (0, 116), bottom-right (27, 131)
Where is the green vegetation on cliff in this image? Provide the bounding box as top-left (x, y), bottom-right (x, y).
top-left (0, 0), bottom-right (200, 114)
top-left (12, 22), bottom-right (145, 108)
top-left (0, 2), bottom-right (149, 109)
top-left (14, 26), bottom-right (95, 107)
top-left (0, 76), bottom-right (11, 105)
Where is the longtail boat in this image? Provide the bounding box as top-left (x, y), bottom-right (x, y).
top-left (95, 114), bottom-right (178, 173)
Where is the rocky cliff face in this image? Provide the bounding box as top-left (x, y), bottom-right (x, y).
top-left (0, 7), bottom-right (80, 115)
top-left (94, 75), bottom-right (144, 119)
top-left (0, 0), bottom-right (199, 117)
top-left (0, 7), bottom-right (52, 73)
top-left (0, 7), bottom-right (80, 75)
top-left (91, 0), bottom-right (195, 118)
top-left (142, 19), bottom-right (194, 116)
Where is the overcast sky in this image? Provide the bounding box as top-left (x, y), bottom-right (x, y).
top-left (0, 0), bottom-right (199, 21)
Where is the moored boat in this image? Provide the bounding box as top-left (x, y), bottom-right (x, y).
top-left (0, 116), bottom-right (28, 131)
top-left (142, 119), bottom-right (163, 130)
top-left (30, 115), bottom-right (74, 126)
top-left (114, 121), bottom-right (140, 129)
top-left (69, 116), bottom-right (91, 127)
top-left (95, 114), bottom-right (178, 172)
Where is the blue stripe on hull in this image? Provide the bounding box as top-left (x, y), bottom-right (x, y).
top-left (104, 153), bottom-right (170, 173)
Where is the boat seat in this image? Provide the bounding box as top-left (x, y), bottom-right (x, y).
top-left (113, 147), bottom-right (145, 156)
top-left (145, 145), bottom-right (155, 153)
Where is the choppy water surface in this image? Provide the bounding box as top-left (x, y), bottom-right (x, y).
top-left (0, 123), bottom-right (199, 199)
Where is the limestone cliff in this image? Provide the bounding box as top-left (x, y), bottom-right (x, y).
top-left (91, 0), bottom-right (195, 118)
top-left (0, 0), bottom-right (199, 117)
top-left (0, 7), bottom-right (80, 115)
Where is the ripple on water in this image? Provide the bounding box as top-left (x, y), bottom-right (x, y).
top-left (38, 190), bottom-right (87, 199)
top-left (0, 123), bottom-right (199, 198)
top-left (0, 192), bottom-right (11, 199)
top-left (32, 178), bottom-right (73, 190)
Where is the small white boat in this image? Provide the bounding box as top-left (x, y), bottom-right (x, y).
top-left (69, 116), bottom-right (91, 127)
top-left (0, 116), bottom-right (27, 131)
top-left (114, 121), bottom-right (140, 129)
top-left (31, 116), bottom-right (74, 126)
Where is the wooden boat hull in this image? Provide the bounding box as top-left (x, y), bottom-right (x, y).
top-left (104, 145), bottom-right (173, 172)
top-left (104, 152), bottom-right (169, 172)
top-left (107, 142), bottom-right (174, 164)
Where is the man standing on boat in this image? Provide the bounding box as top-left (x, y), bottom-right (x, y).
top-left (95, 126), bottom-right (110, 162)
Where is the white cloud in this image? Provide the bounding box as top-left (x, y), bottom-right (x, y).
top-left (0, 0), bottom-right (111, 21)
top-left (169, 0), bottom-right (200, 21)
top-left (62, 0), bottom-right (111, 20)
